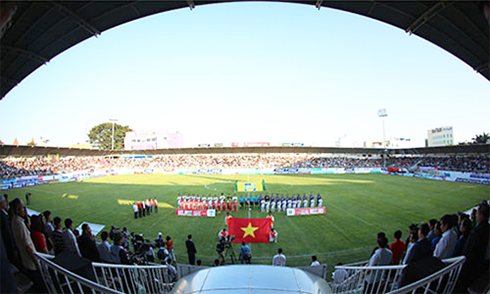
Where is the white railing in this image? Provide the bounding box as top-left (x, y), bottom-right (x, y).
top-left (35, 253), bottom-right (122, 294)
top-left (330, 261), bottom-right (405, 294)
top-left (92, 262), bottom-right (175, 294)
top-left (331, 256), bottom-right (466, 294)
top-left (389, 256), bottom-right (466, 294)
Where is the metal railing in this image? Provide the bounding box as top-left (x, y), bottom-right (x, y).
top-left (331, 256), bottom-right (466, 294)
top-left (389, 256), bottom-right (466, 294)
top-left (92, 262), bottom-right (175, 294)
top-left (35, 253), bottom-right (123, 294)
top-left (330, 261), bottom-right (405, 294)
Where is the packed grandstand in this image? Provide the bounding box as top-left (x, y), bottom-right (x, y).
top-left (1, 145), bottom-right (489, 294)
top-left (1, 153), bottom-right (488, 180)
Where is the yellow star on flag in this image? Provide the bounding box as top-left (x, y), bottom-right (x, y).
top-left (241, 222), bottom-right (259, 238)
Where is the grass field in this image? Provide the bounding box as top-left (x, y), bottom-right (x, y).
top-left (6, 173), bottom-right (489, 276)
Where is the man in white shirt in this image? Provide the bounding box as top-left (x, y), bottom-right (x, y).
top-left (10, 198), bottom-right (37, 271)
top-left (133, 202), bottom-right (138, 219)
top-left (272, 248), bottom-right (286, 266)
top-left (366, 236), bottom-right (392, 288)
top-left (433, 214), bottom-right (458, 259)
top-left (62, 218), bottom-right (81, 257)
top-left (98, 231), bottom-right (113, 263)
top-left (310, 255), bottom-right (320, 266)
top-left (332, 262), bottom-right (348, 284)
top-left (10, 199), bottom-right (47, 293)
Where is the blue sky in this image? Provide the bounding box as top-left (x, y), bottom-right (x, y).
top-left (1, 2), bottom-right (488, 148)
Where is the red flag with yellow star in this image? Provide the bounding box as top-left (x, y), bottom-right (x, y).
top-left (228, 218), bottom-right (271, 243)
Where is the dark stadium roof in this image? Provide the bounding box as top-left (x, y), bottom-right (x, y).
top-left (1, 0), bottom-right (489, 99)
top-left (1, 144), bottom-right (488, 158)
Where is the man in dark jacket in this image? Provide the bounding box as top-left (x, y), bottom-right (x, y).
top-left (404, 223), bottom-right (432, 264)
top-left (0, 194), bottom-right (19, 266)
top-left (458, 202), bottom-right (489, 291)
top-left (78, 223), bottom-right (100, 262)
top-left (186, 234), bottom-right (197, 265)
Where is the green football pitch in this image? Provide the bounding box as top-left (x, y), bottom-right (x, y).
top-left (7, 173), bottom-right (488, 274)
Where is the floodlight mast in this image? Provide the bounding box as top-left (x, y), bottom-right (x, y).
top-left (377, 109), bottom-right (388, 168)
top-left (109, 118), bottom-right (117, 150)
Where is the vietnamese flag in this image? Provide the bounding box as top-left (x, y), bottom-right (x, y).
top-left (228, 218), bottom-right (271, 243)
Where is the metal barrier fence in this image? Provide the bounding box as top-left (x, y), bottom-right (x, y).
top-left (389, 256), bottom-right (466, 294)
top-left (330, 256), bottom-right (466, 294)
top-left (36, 252), bottom-right (465, 294)
top-left (91, 262), bottom-right (175, 294)
top-left (35, 253), bottom-right (122, 294)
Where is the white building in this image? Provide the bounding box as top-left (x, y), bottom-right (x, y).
top-left (124, 130), bottom-right (183, 150)
top-left (364, 137), bottom-right (414, 149)
top-left (427, 126), bottom-right (454, 147)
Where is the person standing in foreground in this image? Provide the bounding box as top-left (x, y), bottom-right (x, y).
top-left (390, 230), bottom-right (406, 264)
top-left (311, 255), bottom-right (320, 266)
top-left (365, 236), bottom-right (392, 293)
top-left (433, 214), bottom-right (458, 260)
top-left (272, 248), bottom-right (286, 266)
top-left (186, 234), bottom-right (197, 265)
top-left (457, 202), bottom-right (489, 291)
top-left (166, 236), bottom-right (175, 262)
top-left (404, 223), bottom-right (432, 265)
top-left (332, 262), bottom-right (348, 284)
top-left (78, 223), bottom-right (100, 262)
top-left (62, 218), bottom-right (81, 257)
top-left (239, 242), bottom-right (251, 264)
top-left (10, 198), bottom-right (46, 292)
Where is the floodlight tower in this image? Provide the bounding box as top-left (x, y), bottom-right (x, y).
top-left (377, 109), bottom-right (388, 168)
top-left (109, 118), bottom-right (118, 150)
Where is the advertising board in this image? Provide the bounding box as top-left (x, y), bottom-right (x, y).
top-left (175, 209), bottom-right (216, 217)
top-left (286, 207), bottom-right (326, 216)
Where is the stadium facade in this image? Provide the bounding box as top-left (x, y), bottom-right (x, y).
top-left (427, 126), bottom-right (454, 147)
top-left (124, 130), bottom-right (184, 150)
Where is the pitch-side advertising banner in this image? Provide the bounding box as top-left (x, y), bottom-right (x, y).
top-left (175, 209), bottom-right (216, 217)
top-left (287, 207), bottom-right (326, 216)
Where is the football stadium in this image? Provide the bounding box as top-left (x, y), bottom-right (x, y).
top-left (1, 1), bottom-right (489, 294)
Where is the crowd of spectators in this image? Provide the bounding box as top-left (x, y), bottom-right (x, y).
top-left (0, 194), bottom-right (177, 292)
top-left (357, 200), bottom-right (490, 293)
top-left (1, 154), bottom-right (488, 180)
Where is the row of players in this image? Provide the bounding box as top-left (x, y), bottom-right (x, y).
top-left (176, 193), bottom-right (324, 212)
top-left (177, 194), bottom-right (239, 212)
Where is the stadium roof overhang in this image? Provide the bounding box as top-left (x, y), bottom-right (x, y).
top-left (1, 144), bottom-right (489, 158)
top-left (1, 0), bottom-right (489, 100)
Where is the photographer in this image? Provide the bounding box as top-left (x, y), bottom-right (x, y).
top-left (216, 238), bottom-right (225, 265)
top-left (239, 242), bottom-right (251, 264)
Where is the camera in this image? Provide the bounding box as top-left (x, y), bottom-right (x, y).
top-left (224, 235), bottom-right (235, 248)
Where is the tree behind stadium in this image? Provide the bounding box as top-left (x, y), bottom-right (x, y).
top-left (472, 132), bottom-right (489, 144)
top-left (88, 123), bottom-right (132, 150)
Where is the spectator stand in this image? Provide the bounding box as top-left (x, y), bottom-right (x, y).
top-left (35, 253), bottom-right (122, 294)
top-left (36, 252), bottom-right (174, 294)
top-left (330, 256), bottom-right (466, 294)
